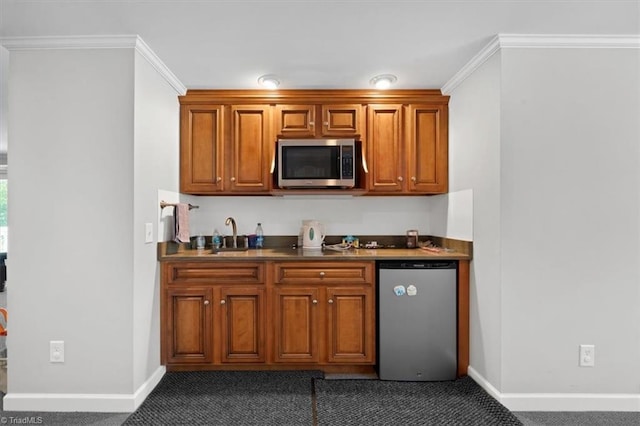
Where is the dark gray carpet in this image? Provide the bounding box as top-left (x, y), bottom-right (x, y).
top-left (124, 370), bottom-right (322, 425)
top-left (314, 376), bottom-right (523, 426)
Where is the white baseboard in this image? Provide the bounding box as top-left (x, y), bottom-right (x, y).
top-left (3, 365), bottom-right (165, 413)
top-left (467, 366), bottom-right (640, 412)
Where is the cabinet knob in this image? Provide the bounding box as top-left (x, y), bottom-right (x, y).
top-left (309, 121), bottom-right (315, 127)
top-left (230, 177), bottom-right (236, 182)
top-left (328, 299), bottom-right (334, 304)
top-left (312, 299), bottom-right (318, 304)
top-left (411, 176), bottom-right (416, 182)
top-left (220, 300), bottom-right (226, 305)
top-left (204, 300), bottom-right (210, 305)
top-left (323, 121), bottom-right (329, 126)
top-left (319, 271), bottom-right (325, 278)
top-left (216, 176), bottom-right (222, 182)
top-left (397, 176), bottom-right (404, 182)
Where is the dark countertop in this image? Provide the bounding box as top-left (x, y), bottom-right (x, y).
top-left (158, 237), bottom-right (472, 262)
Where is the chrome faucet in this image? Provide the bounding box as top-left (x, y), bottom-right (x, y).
top-left (225, 217), bottom-right (238, 248)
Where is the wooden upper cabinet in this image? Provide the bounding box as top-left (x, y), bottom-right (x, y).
top-left (230, 105), bottom-right (273, 192)
top-left (275, 104), bottom-right (362, 138)
top-left (367, 103), bottom-right (449, 194)
top-left (179, 90), bottom-right (448, 195)
top-left (367, 104), bottom-right (404, 192)
top-left (275, 105), bottom-right (316, 137)
top-left (180, 105), bottom-right (225, 193)
top-left (406, 104), bottom-right (448, 193)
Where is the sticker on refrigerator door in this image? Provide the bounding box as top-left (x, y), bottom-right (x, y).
top-left (393, 285), bottom-right (406, 296)
top-left (406, 285), bottom-right (417, 296)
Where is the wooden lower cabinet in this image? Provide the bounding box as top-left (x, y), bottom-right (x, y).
top-left (272, 261), bottom-right (375, 365)
top-left (165, 287), bottom-right (213, 364)
top-left (162, 262), bottom-right (266, 367)
top-left (162, 260), bottom-right (375, 370)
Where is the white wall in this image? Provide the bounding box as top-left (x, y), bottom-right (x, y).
top-left (447, 52), bottom-right (503, 389)
top-left (4, 38), bottom-right (181, 412)
top-left (500, 48), bottom-right (640, 397)
top-left (7, 49), bottom-right (135, 398)
top-left (447, 38), bottom-right (640, 411)
top-left (185, 195), bottom-right (435, 239)
top-left (0, 46), bottom-right (7, 156)
top-left (132, 51), bottom-right (180, 390)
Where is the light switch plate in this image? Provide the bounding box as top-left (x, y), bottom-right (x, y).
top-left (145, 223), bottom-right (153, 244)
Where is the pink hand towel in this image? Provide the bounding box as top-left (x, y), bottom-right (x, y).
top-left (174, 203), bottom-right (191, 243)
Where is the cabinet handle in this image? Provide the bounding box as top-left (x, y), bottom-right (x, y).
top-left (230, 177), bottom-right (236, 182)
top-left (312, 299), bottom-right (318, 304)
top-left (220, 300), bottom-right (226, 305)
top-left (309, 121), bottom-right (315, 127)
top-left (319, 271), bottom-right (325, 278)
top-left (204, 300), bottom-right (210, 305)
top-left (397, 176), bottom-right (404, 182)
top-left (323, 121), bottom-right (329, 126)
top-left (411, 176), bottom-right (416, 182)
top-left (328, 299), bottom-right (334, 304)
top-left (216, 176), bottom-right (222, 182)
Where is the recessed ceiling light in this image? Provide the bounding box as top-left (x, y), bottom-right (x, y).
top-left (370, 74), bottom-right (397, 89)
top-left (257, 74), bottom-right (280, 89)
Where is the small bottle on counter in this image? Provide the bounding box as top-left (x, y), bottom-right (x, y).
top-left (255, 223), bottom-right (264, 248)
top-left (212, 229), bottom-right (221, 249)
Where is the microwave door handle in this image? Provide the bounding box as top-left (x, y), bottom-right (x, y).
top-left (361, 151), bottom-right (369, 174)
top-left (270, 147), bottom-right (276, 174)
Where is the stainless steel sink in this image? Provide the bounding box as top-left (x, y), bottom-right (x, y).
top-left (212, 247), bottom-right (249, 253)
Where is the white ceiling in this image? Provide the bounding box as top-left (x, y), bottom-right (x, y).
top-left (1, 0), bottom-right (639, 90)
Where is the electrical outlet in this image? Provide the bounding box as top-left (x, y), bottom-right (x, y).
top-left (145, 223), bottom-right (153, 244)
top-left (579, 344), bottom-right (595, 367)
top-left (50, 340), bottom-right (64, 363)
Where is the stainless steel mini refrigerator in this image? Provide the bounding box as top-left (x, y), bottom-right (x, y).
top-left (377, 260), bottom-right (457, 381)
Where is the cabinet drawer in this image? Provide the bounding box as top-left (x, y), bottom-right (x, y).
top-left (274, 262), bottom-right (373, 285)
top-left (165, 262), bottom-right (265, 284)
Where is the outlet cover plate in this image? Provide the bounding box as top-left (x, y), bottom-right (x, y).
top-left (50, 340), bottom-right (64, 363)
top-left (579, 344), bottom-right (595, 367)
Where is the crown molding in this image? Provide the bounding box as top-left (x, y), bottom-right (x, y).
top-left (441, 35), bottom-right (501, 95)
top-left (0, 35), bottom-right (186, 95)
top-left (442, 34), bottom-right (640, 95)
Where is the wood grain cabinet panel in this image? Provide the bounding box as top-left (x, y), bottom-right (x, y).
top-left (165, 287), bottom-right (213, 364)
top-left (406, 104), bottom-right (448, 193)
top-left (180, 105), bottom-right (225, 193)
top-left (220, 286), bottom-right (266, 363)
top-left (272, 261), bottom-right (375, 365)
top-left (275, 104), bottom-right (362, 138)
top-left (162, 262), bottom-right (266, 367)
top-left (326, 287), bottom-right (374, 363)
top-left (367, 104), bottom-right (404, 192)
top-left (273, 287), bottom-right (320, 363)
top-left (230, 105), bottom-right (273, 192)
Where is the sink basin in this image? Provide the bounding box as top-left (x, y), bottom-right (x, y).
top-left (213, 247), bottom-right (249, 253)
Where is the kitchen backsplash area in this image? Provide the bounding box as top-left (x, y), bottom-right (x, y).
top-left (158, 189), bottom-right (473, 243)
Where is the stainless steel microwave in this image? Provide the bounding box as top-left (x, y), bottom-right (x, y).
top-left (277, 138), bottom-right (356, 188)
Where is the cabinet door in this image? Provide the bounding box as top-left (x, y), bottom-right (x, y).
top-left (180, 105), bottom-right (225, 194)
top-left (230, 105), bottom-right (273, 192)
top-left (326, 287), bottom-right (375, 364)
top-left (165, 287), bottom-right (213, 364)
top-left (367, 104), bottom-right (404, 192)
top-left (406, 104), bottom-right (448, 193)
top-left (273, 287), bottom-right (319, 363)
top-left (275, 104), bottom-right (316, 137)
top-left (321, 104), bottom-right (362, 136)
top-left (219, 286), bottom-right (266, 363)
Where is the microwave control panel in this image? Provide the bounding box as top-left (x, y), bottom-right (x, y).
top-left (341, 146), bottom-right (354, 179)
